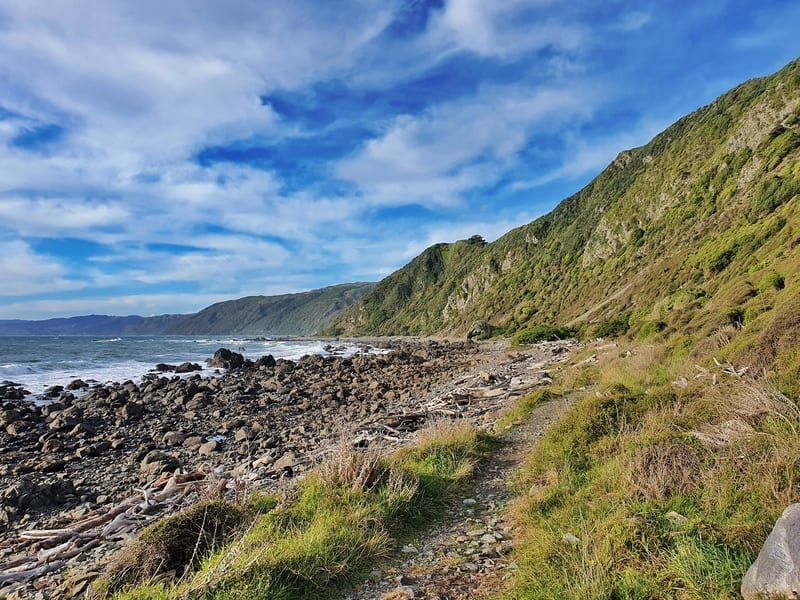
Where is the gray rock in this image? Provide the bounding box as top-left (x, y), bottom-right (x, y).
top-left (140, 450), bottom-right (179, 476)
top-left (198, 440), bottom-right (220, 455)
top-left (183, 435), bottom-right (204, 449)
top-left (162, 431), bottom-right (187, 446)
top-left (742, 503), bottom-right (800, 599)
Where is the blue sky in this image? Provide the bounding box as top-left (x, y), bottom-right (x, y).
top-left (1, 0), bottom-right (799, 319)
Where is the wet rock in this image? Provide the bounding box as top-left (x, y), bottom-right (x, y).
top-left (175, 362), bottom-right (202, 373)
top-left (207, 348), bottom-right (246, 370)
top-left (67, 379), bottom-right (88, 390)
top-left (255, 354), bottom-right (276, 369)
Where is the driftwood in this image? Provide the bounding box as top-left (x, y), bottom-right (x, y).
top-left (0, 560), bottom-right (65, 584)
top-left (0, 472), bottom-right (208, 591)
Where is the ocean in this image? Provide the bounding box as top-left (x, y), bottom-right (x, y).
top-left (0, 336), bottom-right (369, 396)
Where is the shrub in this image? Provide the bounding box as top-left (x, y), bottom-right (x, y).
top-left (758, 272), bottom-right (785, 293)
top-left (749, 175), bottom-right (800, 221)
top-left (512, 324), bottom-right (576, 345)
top-left (636, 320), bottom-right (666, 340)
top-left (595, 317), bottom-right (630, 338)
top-left (99, 501), bottom-right (246, 595)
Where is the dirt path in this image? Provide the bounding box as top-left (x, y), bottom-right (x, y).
top-left (343, 382), bottom-right (576, 599)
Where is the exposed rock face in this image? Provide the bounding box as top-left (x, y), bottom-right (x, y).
top-left (467, 320), bottom-right (492, 340)
top-left (741, 503), bottom-right (800, 599)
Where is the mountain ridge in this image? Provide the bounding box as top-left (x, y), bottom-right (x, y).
top-left (0, 283), bottom-right (373, 336)
top-left (330, 58), bottom-right (800, 336)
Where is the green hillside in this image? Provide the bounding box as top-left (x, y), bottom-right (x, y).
top-left (167, 282), bottom-right (374, 336)
top-left (331, 58), bottom-right (800, 390)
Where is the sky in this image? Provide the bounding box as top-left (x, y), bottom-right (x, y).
top-left (1, 1), bottom-right (799, 320)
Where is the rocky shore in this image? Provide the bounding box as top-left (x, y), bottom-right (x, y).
top-left (0, 338), bottom-right (572, 598)
top-left (0, 340), bottom-right (466, 526)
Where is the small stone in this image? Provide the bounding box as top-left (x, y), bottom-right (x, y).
top-left (666, 511), bottom-right (689, 525)
top-left (162, 431), bottom-right (187, 446)
top-left (481, 533), bottom-right (497, 544)
top-left (198, 440), bottom-right (220, 455)
top-left (562, 533), bottom-right (580, 545)
top-left (183, 435), bottom-right (204, 449)
top-left (462, 498), bottom-right (477, 505)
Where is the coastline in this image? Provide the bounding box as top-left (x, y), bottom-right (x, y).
top-left (0, 337), bottom-right (575, 598)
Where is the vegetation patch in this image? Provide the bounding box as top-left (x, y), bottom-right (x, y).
top-left (99, 422), bottom-right (494, 599)
top-left (511, 324), bottom-right (576, 346)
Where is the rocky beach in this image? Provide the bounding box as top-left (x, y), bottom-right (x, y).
top-left (0, 338), bottom-right (573, 598)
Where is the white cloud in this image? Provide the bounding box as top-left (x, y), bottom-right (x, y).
top-left (428, 0), bottom-right (583, 59)
top-left (337, 83), bottom-right (597, 206)
top-left (0, 240), bottom-right (84, 296)
top-left (0, 197), bottom-right (129, 236)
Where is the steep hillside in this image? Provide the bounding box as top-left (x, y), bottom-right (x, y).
top-left (331, 59), bottom-right (800, 386)
top-left (167, 282), bottom-right (374, 336)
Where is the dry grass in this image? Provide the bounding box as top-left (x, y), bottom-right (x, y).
top-left (629, 439), bottom-right (705, 501)
top-left (710, 378), bottom-right (800, 426)
top-left (315, 439), bottom-right (388, 493)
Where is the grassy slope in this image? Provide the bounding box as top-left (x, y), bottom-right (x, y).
top-left (167, 283), bottom-right (374, 336)
top-left (331, 58), bottom-right (800, 351)
top-left (494, 340), bottom-right (799, 600)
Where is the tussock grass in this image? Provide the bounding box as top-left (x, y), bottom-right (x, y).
top-left (98, 420), bottom-right (493, 600)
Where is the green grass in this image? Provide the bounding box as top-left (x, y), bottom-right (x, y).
top-left (96, 421), bottom-right (495, 600)
top-left (494, 340), bottom-right (800, 600)
top-left (498, 388), bottom-right (562, 429)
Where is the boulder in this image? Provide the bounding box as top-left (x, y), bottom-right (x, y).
top-left (207, 348), bottom-right (245, 370)
top-left (255, 354), bottom-right (276, 369)
top-left (742, 503), bottom-right (800, 599)
top-left (175, 362), bottom-right (202, 373)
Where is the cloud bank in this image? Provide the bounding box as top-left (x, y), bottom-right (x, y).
top-left (0, 0), bottom-right (799, 318)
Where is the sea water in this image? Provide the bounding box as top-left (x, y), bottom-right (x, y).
top-left (0, 336), bottom-right (369, 395)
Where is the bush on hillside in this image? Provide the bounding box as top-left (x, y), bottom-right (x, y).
top-left (512, 324), bottom-right (576, 345)
top-left (595, 317), bottom-right (631, 338)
